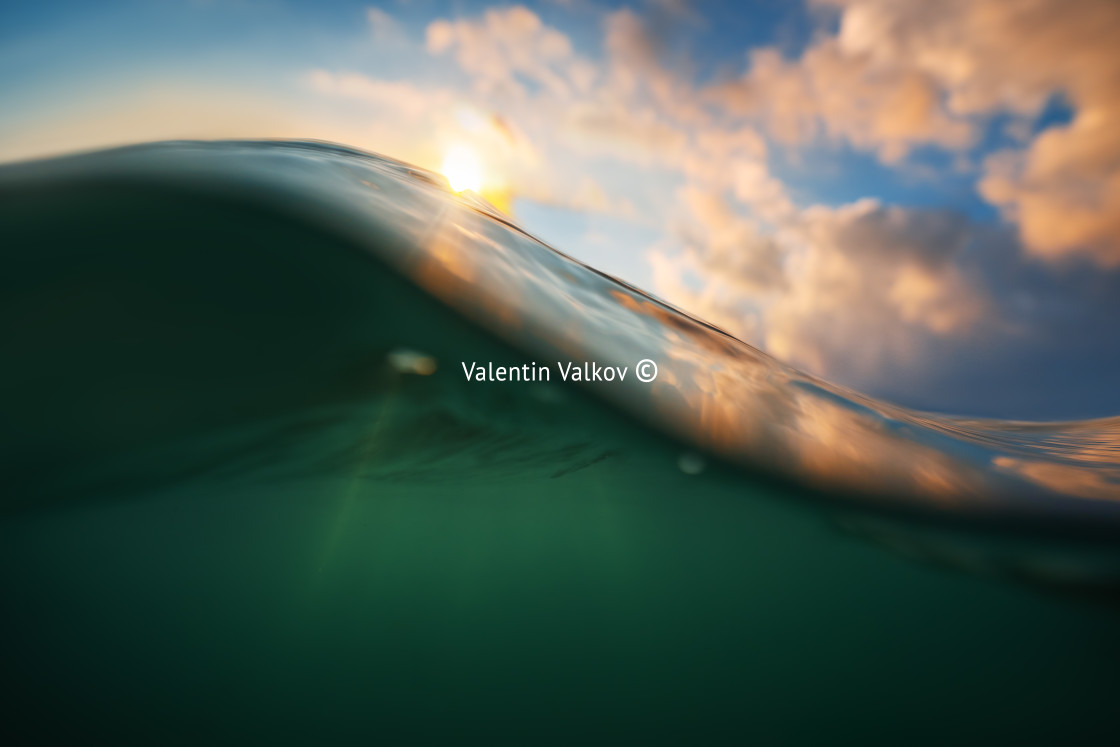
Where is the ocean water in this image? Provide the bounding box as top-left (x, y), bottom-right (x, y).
top-left (2, 141), bottom-right (1119, 744)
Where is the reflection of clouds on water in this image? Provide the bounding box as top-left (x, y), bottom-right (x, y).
top-left (993, 457), bottom-right (1120, 503)
top-left (328, 140), bottom-right (1120, 517)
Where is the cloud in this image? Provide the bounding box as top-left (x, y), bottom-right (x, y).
top-left (763, 200), bottom-right (987, 376)
top-left (700, 0), bottom-right (1120, 264)
top-left (560, 101), bottom-right (690, 167)
top-left (835, 0), bottom-right (1120, 264)
top-left (426, 6), bottom-right (588, 99)
top-left (409, 4), bottom-right (996, 385)
top-left (824, 0), bottom-right (1120, 264)
top-left (517, 174), bottom-right (638, 217)
top-left (706, 44), bottom-right (975, 163)
top-left (602, 7), bottom-right (706, 126)
top-left (7, 0), bottom-right (1119, 411)
top-left (299, 2), bottom-right (1120, 412)
top-left (676, 186), bottom-right (787, 293)
top-left (823, 0), bottom-right (1118, 117)
top-left (658, 196), bottom-right (990, 381)
top-left (979, 112), bottom-right (1120, 265)
top-left (367, 7), bottom-right (405, 44)
top-left (648, 250), bottom-right (764, 341)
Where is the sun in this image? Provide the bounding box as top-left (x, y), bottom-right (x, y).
top-left (441, 145), bottom-right (483, 193)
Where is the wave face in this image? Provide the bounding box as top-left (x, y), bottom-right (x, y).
top-left (2, 141), bottom-right (1119, 744)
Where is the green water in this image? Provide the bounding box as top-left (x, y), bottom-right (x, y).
top-left (1, 142), bottom-right (1118, 744)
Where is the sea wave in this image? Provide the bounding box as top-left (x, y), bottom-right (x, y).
top-left (1, 140), bottom-right (1118, 527)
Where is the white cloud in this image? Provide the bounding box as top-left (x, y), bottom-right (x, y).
top-left (676, 186), bottom-right (786, 293)
top-left (410, 4), bottom-right (995, 381)
top-left (763, 200), bottom-right (988, 377)
top-left (816, 0), bottom-right (1120, 263)
top-left (426, 6), bottom-right (585, 99)
top-left (7, 0), bottom-right (1118, 401)
top-left (367, 7), bottom-right (405, 44)
top-left (302, 2), bottom-right (1118, 401)
top-left (979, 108), bottom-right (1120, 265)
top-left (829, 0), bottom-right (1120, 264)
top-left (705, 43), bottom-right (976, 163)
top-left (696, 0), bottom-right (1120, 264)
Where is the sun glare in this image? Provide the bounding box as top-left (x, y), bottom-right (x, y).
top-left (441, 145), bottom-right (483, 193)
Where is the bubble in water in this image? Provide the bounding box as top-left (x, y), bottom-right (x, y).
top-left (678, 452), bottom-right (706, 475)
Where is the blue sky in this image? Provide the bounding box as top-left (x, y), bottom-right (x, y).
top-left (3, 0), bottom-right (1119, 419)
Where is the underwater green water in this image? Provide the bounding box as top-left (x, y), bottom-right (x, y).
top-left (2, 142), bottom-right (1118, 744)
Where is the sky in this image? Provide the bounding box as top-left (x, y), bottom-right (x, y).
top-left (3, 0), bottom-right (1120, 419)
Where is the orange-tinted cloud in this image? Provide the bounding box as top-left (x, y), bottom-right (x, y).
top-left (827, 0), bottom-right (1120, 264)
